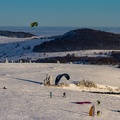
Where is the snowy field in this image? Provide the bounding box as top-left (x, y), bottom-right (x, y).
top-left (0, 63), bottom-right (120, 120)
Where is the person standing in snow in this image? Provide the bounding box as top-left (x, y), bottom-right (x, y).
top-left (63, 92), bottom-right (66, 97)
top-left (50, 92), bottom-right (52, 98)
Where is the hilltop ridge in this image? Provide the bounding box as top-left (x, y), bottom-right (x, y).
top-left (33, 28), bottom-right (120, 52)
top-left (0, 30), bottom-right (34, 38)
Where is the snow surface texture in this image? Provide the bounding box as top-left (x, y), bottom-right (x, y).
top-left (0, 63), bottom-right (120, 120)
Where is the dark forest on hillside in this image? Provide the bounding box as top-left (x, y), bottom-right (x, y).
top-left (33, 28), bottom-right (120, 52)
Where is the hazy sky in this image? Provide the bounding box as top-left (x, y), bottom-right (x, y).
top-left (0, 0), bottom-right (120, 27)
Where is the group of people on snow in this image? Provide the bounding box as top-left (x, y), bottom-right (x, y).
top-left (50, 92), bottom-right (66, 98)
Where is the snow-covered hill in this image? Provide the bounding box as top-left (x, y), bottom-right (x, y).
top-left (0, 36), bottom-right (52, 62)
top-left (0, 63), bottom-right (120, 120)
top-left (0, 36), bottom-right (120, 63)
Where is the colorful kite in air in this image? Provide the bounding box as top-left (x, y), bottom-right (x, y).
top-left (30, 22), bottom-right (38, 27)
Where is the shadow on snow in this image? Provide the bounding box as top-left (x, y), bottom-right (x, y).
top-left (14, 77), bottom-right (43, 85)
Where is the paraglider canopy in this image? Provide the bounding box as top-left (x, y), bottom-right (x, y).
top-left (30, 22), bottom-right (38, 27)
top-left (55, 73), bottom-right (70, 85)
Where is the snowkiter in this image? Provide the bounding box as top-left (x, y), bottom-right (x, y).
top-left (63, 92), bottom-right (66, 97)
top-left (50, 92), bottom-right (52, 98)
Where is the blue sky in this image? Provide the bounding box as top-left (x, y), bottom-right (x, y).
top-left (0, 0), bottom-right (120, 27)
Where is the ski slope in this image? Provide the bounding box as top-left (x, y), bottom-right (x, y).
top-left (0, 63), bottom-right (120, 120)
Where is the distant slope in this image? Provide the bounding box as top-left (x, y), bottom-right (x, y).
top-left (0, 36), bottom-right (53, 62)
top-left (0, 30), bottom-right (34, 38)
top-left (33, 28), bottom-right (120, 52)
